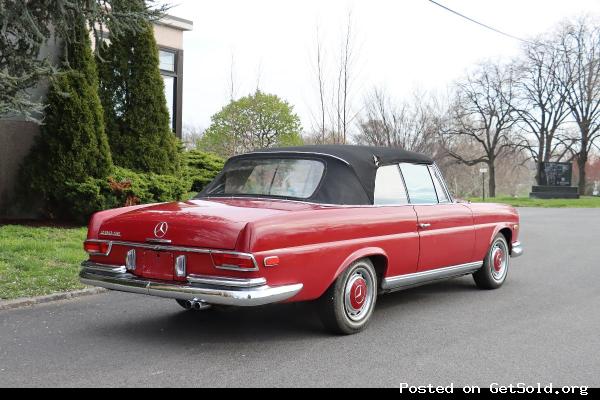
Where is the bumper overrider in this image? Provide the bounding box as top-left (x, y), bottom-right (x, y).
top-left (511, 241), bottom-right (524, 258)
top-left (79, 261), bottom-right (303, 307)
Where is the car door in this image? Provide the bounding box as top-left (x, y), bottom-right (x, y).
top-left (399, 163), bottom-right (475, 272)
top-left (373, 164), bottom-right (420, 277)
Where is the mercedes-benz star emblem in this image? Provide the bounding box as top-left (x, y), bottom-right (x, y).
top-left (154, 222), bottom-right (168, 238)
top-left (355, 285), bottom-right (365, 305)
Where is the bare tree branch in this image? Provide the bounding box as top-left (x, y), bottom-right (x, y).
top-left (441, 62), bottom-right (521, 197)
top-left (556, 17), bottom-right (600, 194)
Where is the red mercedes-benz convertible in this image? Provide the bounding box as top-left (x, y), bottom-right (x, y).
top-left (81, 145), bottom-right (522, 334)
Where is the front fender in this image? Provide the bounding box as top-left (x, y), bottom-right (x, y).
top-left (490, 223), bottom-right (516, 249)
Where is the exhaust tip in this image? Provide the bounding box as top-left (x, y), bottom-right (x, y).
top-left (190, 299), bottom-right (211, 311)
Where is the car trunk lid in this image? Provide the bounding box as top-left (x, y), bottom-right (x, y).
top-left (96, 198), bottom-right (321, 250)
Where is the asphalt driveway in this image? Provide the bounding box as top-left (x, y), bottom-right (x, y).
top-left (1, 208), bottom-right (598, 387)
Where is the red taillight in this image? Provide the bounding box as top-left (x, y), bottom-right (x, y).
top-left (84, 240), bottom-right (111, 256)
top-left (211, 253), bottom-right (256, 271)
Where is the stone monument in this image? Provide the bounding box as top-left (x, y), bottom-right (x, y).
top-left (529, 162), bottom-right (579, 199)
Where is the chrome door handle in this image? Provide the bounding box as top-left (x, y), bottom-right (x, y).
top-left (418, 223), bottom-right (431, 229)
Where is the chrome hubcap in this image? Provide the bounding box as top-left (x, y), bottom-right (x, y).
top-left (490, 240), bottom-right (508, 281)
top-left (344, 266), bottom-right (374, 322)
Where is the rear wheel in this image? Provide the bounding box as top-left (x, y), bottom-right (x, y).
top-left (318, 258), bottom-right (378, 335)
top-left (473, 233), bottom-right (510, 289)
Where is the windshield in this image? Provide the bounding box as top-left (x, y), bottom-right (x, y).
top-left (205, 158), bottom-right (325, 199)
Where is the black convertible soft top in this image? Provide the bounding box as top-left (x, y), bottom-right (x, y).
top-left (202, 145), bottom-right (433, 205)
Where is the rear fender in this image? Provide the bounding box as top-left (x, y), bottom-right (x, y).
top-left (332, 247), bottom-right (389, 283)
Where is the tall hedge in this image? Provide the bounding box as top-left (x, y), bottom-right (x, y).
top-left (20, 15), bottom-right (113, 219)
top-left (97, 0), bottom-right (180, 175)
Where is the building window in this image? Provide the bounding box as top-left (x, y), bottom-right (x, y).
top-left (159, 50), bottom-right (176, 72)
top-left (162, 75), bottom-right (175, 131)
top-left (158, 48), bottom-right (182, 137)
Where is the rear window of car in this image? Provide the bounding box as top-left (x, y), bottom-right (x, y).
top-left (206, 158), bottom-right (325, 199)
top-left (374, 165), bottom-right (409, 205)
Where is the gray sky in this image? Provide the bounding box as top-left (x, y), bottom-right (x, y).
top-left (166, 0), bottom-right (600, 132)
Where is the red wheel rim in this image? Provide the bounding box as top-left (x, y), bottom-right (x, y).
top-left (493, 248), bottom-right (504, 272)
top-left (490, 240), bottom-right (508, 281)
top-left (349, 277), bottom-right (368, 310)
top-left (343, 266), bottom-right (374, 322)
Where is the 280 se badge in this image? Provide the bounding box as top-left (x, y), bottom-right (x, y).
top-left (80, 145), bottom-right (523, 334)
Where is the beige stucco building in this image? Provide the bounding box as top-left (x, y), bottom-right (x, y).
top-left (0, 15), bottom-right (193, 218)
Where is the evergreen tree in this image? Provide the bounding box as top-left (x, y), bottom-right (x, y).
top-left (0, 0), bottom-right (168, 122)
top-left (98, 0), bottom-right (180, 175)
top-left (20, 15), bottom-right (113, 218)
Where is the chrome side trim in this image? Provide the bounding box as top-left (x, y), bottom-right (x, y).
top-left (145, 238), bottom-right (172, 244)
top-left (79, 266), bottom-right (302, 307)
top-left (109, 240), bottom-right (208, 253)
top-left (511, 241), bottom-right (523, 258)
top-left (214, 264), bottom-right (259, 272)
top-left (199, 195), bottom-right (458, 208)
top-left (186, 274), bottom-right (267, 288)
top-left (382, 261), bottom-right (483, 292)
top-left (104, 241), bottom-right (259, 271)
top-left (81, 260), bottom-right (127, 274)
top-left (200, 196), bottom-right (418, 208)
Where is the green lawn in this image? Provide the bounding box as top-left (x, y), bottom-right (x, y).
top-left (467, 196), bottom-right (600, 208)
top-left (0, 225), bottom-right (87, 300)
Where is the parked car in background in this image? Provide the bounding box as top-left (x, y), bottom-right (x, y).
top-left (81, 145), bottom-right (523, 334)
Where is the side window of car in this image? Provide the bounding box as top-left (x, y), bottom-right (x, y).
top-left (429, 165), bottom-right (450, 203)
top-left (399, 163), bottom-right (439, 204)
top-left (374, 165), bottom-right (409, 205)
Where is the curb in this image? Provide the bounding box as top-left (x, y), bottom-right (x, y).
top-left (0, 287), bottom-right (108, 311)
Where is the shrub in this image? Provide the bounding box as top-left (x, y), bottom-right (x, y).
top-left (185, 150), bottom-right (224, 192)
top-left (59, 167), bottom-right (190, 223)
top-left (110, 167), bottom-right (189, 204)
top-left (62, 178), bottom-right (120, 223)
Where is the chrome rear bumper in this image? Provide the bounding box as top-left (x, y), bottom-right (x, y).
top-left (511, 241), bottom-right (524, 258)
top-left (79, 262), bottom-right (302, 307)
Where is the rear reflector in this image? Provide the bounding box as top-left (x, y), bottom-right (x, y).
top-left (263, 256), bottom-right (280, 267)
top-left (83, 240), bottom-right (111, 256)
top-left (211, 253), bottom-right (257, 271)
